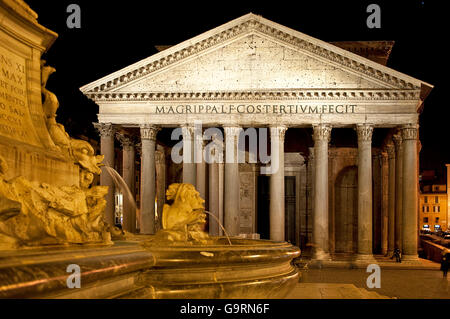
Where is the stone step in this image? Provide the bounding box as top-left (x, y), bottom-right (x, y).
top-left (286, 283), bottom-right (392, 299)
top-left (357, 288), bottom-right (391, 299)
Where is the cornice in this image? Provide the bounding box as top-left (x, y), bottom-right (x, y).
top-left (85, 89), bottom-right (420, 102)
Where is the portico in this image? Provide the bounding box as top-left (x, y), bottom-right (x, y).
top-left (81, 13), bottom-right (432, 261)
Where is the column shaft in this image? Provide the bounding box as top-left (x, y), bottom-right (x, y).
top-left (140, 125), bottom-right (159, 234)
top-left (387, 144), bottom-right (396, 254)
top-left (117, 133), bottom-right (136, 233)
top-left (270, 126), bottom-right (287, 241)
top-left (402, 125), bottom-right (419, 259)
top-left (393, 133), bottom-right (403, 250)
top-left (94, 123), bottom-right (115, 226)
top-left (207, 134), bottom-right (221, 236)
top-left (218, 161), bottom-right (225, 236)
top-left (357, 124), bottom-right (374, 257)
top-left (182, 126), bottom-right (196, 185)
top-left (155, 148), bottom-right (166, 231)
top-left (208, 161), bottom-right (220, 236)
top-left (312, 124), bottom-right (331, 260)
top-left (196, 136), bottom-right (207, 203)
top-left (224, 126), bottom-right (241, 236)
top-left (381, 151), bottom-right (389, 255)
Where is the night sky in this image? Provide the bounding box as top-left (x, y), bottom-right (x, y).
top-left (26, 0), bottom-right (450, 176)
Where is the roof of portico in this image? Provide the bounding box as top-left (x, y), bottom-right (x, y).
top-left (80, 13), bottom-right (432, 102)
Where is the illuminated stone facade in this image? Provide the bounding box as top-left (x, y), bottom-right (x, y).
top-left (81, 13), bottom-right (433, 260)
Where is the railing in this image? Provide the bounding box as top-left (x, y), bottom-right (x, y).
top-left (420, 236), bottom-right (447, 263)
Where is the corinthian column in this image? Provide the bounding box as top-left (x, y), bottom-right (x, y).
top-left (155, 147), bottom-right (166, 231)
top-left (312, 124), bottom-right (331, 260)
top-left (207, 133), bottom-right (222, 236)
top-left (224, 126), bottom-right (241, 236)
top-left (140, 124), bottom-right (160, 234)
top-left (402, 124), bottom-right (419, 260)
top-left (181, 125), bottom-right (196, 186)
top-left (196, 134), bottom-right (207, 205)
top-left (94, 122), bottom-right (115, 226)
top-left (270, 126), bottom-right (287, 241)
top-left (380, 151), bottom-right (389, 256)
top-left (386, 143), bottom-right (396, 255)
top-left (116, 132), bottom-right (136, 233)
top-left (392, 133), bottom-right (403, 251)
top-left (356, 124), bottom-right (374, 260)
top-left (208, 147), bottom-right (220, 236)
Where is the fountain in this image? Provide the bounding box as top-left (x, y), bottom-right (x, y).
top-left (0, 0), bottom-right (300, 299)
top-left (133, 183), bottom-right (301, 299)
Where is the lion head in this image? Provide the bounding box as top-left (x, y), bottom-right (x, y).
top-left (162, 183), bottom-right (206, 231)
top-left (166, 183), bottom-right (205, 210)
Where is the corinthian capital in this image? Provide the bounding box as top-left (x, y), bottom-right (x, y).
top-left (392, 132), bottom-right (402, 151)
top-left (312, 124), bottom-right (331, 142)
top-left (223, 126), bottom-right (242, 140)
top-left (356, 124), bottom-right (374, 142)
top-left (270, 126), bottom-right (287, 142)
top-left (140, 124), bottom-right (160, 141)
top-left (116, 132), bottom-right (135, 149)
top-left (93, 122), bottom-right (115, 138)
top-left (401, 124), bottom-right (418, 140)
top-left (181, 125), bottom-right (195, 140)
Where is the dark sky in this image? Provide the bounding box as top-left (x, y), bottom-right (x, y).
top-left (26, 0), bottom-right (450, 175)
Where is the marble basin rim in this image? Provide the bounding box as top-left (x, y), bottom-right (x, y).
top-left (134, 237), bottom-right (301, 299)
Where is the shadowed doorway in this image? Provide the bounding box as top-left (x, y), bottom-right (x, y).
top-left (257, 175), bottom-right (296, 244)
top-left (335, 166), bottom-right (358, 254)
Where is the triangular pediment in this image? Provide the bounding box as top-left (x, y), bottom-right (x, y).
top-left (112, 33), bottom-right (390, 92)
top-left (80, 13), bottom-right (432, 98)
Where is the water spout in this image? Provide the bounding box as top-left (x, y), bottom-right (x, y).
top-left (103, 167), bottom-right (231, 246)
top-left (103, 165), bottom-right (137, 218)
top-left (204, 210), bottom-right (232, 246)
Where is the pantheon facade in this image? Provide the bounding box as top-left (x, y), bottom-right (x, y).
top-left (81, 14), bottom-right (432, 261)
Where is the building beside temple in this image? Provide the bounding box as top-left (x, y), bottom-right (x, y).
top-left (418, 165), bottom-right (450, 232)
top-left (80, 13), bottom-right (433, 261)
top-left (419, 184), bottom-right (448, 232)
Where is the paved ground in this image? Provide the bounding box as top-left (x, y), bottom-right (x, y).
top-left (286, 283), bottom-right (391, 299)
top-left (296, 267), bottom-right (449, 299)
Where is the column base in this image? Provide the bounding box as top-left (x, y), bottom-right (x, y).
top-left (312, 249), bottom-right (332, 261)
top-left (354, 254), bottom-right (377, 263)
top-left (386, 249), bottom-right (394, 257)
top-left (309, 251), bottom-right (332, 269)
top-left (401, 254), bottom-right (421, 263)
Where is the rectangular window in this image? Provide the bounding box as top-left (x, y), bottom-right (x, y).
top-left (435, 217), bottom-right (439, 223)
top-left (435, 196), bottom-right (439, 204)
top-left (438, 206), bottom-right (440, 213)
top-left (427, 206), bottom-right (430, 212)
top-left (424, 217), bottom-right (428, 223)
top-left (424, 196), bottom-right (428, 203)
top-left (422, 206), bottom-right (425, 213)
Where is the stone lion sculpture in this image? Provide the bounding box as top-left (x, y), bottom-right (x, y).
top-left (147, 183), bottom-right (209, 244)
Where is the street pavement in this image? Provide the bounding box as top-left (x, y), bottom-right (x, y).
top-left (295, 267), bottom-right (449, 299)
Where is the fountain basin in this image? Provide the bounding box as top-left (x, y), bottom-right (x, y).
top-left (0, 238), bottom-right (300, 299)
top-left (126, 237), bottom-right (301, 299)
